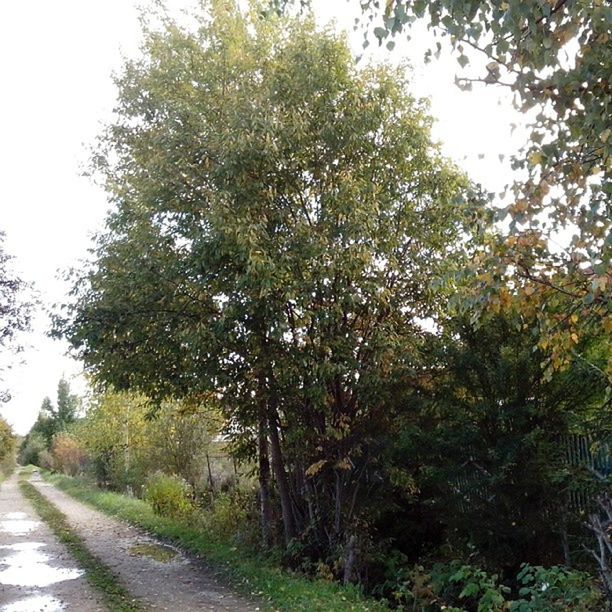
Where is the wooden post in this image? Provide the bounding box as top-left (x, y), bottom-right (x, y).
top-left (206, 452), bottom-right (215, 499)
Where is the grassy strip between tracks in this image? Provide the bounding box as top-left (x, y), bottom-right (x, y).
top-left (19, 475), bottom-right (141, 612)
top-left (42, 471), bottom-right (388, 611)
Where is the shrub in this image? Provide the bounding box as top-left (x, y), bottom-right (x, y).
top-left (37, 450), bottom-right (54, 471)
top-left (18, 431), bottom-right (47, 467)
top-left (51, 433), bottom-right (88, 476)
top-left (381, 561), bottom-right (606, 612)
top-left (199, 485), bottom-right (257, 543)
top-left (430, 561), bottom-right (510, 612)
top-left (144, 472), bottom-right (194, 519)
top-left (510, 564), bottom-right (605, 611)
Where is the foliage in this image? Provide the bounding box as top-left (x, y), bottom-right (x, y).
top-left (75, 389), bottom-right (216, 492)
top-left (285, 0), bottom-right (612, 382)
top-left (21, 378), bottom-right (80, 454)
top-left (18, 430), bottom-right (47, 467)
top-left (511, 563), bottom-right (605, 611)
top-left (0, 416), bottom-right (16, 475)
top-left (51, 432), bottom-right (87, 476)
top-left (426, 314), bottom-right (606, 567)
top-left (144, 471), bottom-right (194, 520)
top-left (379, 560), bottom-right (606, 611)
top-left (56, 0), bottom-right (484, 556)
top-left (0, 416), bottom-right (15, 462)
top-left (199, 485), bottom-right (259, 544)
top-left (0, 231), bottom-right (31, 402)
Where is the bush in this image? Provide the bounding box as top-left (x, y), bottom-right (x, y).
top-left (380, 561), bottom-right (606, 612)
top-left (510, 564), bottom-right (604, 611)
top-left (199, 485), bottom-right (258, 544)
top-left (51, 433), bottom-right (87, 476)
top-left (18, 431), bottom-right (47, 467)
top-left (144, 472), bottom-right (194, 519)
top-left (37, 450), bottom-right (54, 471)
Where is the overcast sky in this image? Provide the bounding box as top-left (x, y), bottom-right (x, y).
top-left (0, 0), bottom-right (523, 435)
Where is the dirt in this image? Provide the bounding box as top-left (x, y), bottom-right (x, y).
top-left (0, 473), bottom-right (106, 612)
top-left (27, 474), bottom-right (258, 612)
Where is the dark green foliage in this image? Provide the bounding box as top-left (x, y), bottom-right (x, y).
top-left (384, 561), bottom-right (606, 611)
top-left (381, 314), bottom-right (608, 573)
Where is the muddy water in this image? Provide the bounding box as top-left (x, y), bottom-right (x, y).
top-left (0, 474), bottom-right (105, 612)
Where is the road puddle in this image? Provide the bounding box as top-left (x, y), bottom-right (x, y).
top-left (3, 513), bottom-right (28, 521)
top-left (129, 542), bottom-right (178, 563)
top-left (1, 594), bottom-right (64, 612)
top-left (0, 542), bottom-right (83, 588)
top-left (0, 520), bottom-right (40, 536)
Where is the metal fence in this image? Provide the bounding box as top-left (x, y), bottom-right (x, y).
top-left (451, 434), bottom-right (611, 515)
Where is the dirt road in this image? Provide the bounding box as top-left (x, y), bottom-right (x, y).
top-left (0, 472), bottom-right (105, 612)
top-left (1, 473), bottom-right (258, 611)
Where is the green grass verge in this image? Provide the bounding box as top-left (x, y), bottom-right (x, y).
top-left (43, 472), bottom-right (388, 611)
top-left (19, 477), bottom-right (141, 612)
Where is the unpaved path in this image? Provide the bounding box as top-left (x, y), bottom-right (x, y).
top-left (0, 472), bottom-right (106, 612)
top-left (29, 474), bottom-right (257, 612)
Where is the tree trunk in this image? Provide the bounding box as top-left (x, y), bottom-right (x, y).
top-left (258, 406), bottom-right (273, 548)
top-left (334, 469), bottom-right (343, 537)
top-left (268, 407), bottom-right (296, 546)
top-left (560, 514), bottom-right (571, 568)
top-left (343, 535), bottom-right (357, 585)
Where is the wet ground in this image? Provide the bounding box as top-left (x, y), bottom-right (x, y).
top-left (0, 473), bottom-right (105, 612)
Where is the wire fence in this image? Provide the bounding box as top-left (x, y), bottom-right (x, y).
top-left (451, 434), bottom-right (611, 515)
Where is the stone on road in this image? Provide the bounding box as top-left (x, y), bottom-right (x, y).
top-left (0, 473), bottom-right (105, 612)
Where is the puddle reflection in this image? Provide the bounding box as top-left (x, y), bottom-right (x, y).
top-left (0, 542), bottom-right (83, 588)
top-left (0, 520), bottom-right (40, 536)
top-left (1, 594), bottom-right (64, 612)
top-left (3, 513), bottom-right (28, 521)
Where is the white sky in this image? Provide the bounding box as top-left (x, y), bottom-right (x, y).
top-left (0, 0), bottom-right (524, 435)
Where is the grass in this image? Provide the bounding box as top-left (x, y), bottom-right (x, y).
top-left (19, 475), bottom-right (141, 612)
top-left (43, 471), bottom-right (389, 611)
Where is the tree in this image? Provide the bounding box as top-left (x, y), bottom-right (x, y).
top-left (280, 0), bottom-right (611, 382)
top-left (57, 0), bottom-right (484, 554)
top-left (21, 379), bottom-right (80, 456)
top-left (75, 389), bottom-right (216, 492)
top-left (0, 416), bottom-right (16, 470)
top-left (56, 378), bottom-right (78, 426)
top-left (0, 231), bottom-right (31, 401)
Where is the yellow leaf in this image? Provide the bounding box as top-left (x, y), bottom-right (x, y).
top-left (305, 459), bottom-right (327, 478)
top-left (528, 152), bottom-right (542, 166)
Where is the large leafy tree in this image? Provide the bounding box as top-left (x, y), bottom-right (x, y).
top-left (57, 0), bottom-right (484, 552)
top-left (279, 0), bottom-right (611, 381)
